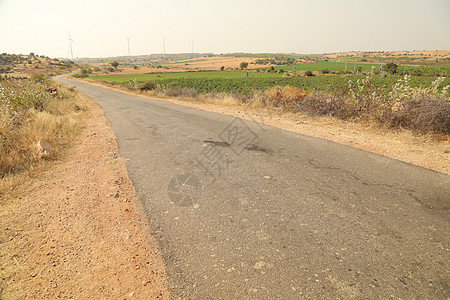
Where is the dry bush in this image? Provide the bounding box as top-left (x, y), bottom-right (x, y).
top-left (298, 92), bottom-right (449, 135)
top-left (386, 95), bottom-right (450, 135)
top-left (265, 86), bottom-right (308, 111)
top-left (216, 94), bottom-right (240, 106)
top-left (247, 92), bottom-right (267, 109)
top-left (297, 93), bottom-right (358, 119)
top-left (163, 88), bottom-right (198, 99)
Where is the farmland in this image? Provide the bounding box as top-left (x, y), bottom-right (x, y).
top-left (91, 71), bottom-right (450, 95)
top-left (274, 61), bottom-right (378, 72)
top-left (92, 70), bottom-right (283, 82)
top-left (272, 61), bottom-right (450, 76)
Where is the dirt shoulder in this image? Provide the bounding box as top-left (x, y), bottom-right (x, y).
top-left (82, 79), bottom-right (450, 175)
top-left (0, 94), bottom-right (169, 299)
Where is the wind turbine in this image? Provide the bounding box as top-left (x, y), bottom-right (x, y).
top-left (162, 36), bottom-right (166, 55)
top-left (127, 37), bottom-right (131, 57)
top-left (68, 31), bottom-right (74, 60)
top-left (191, 40), bottom-right (201, 55)
top-left (157, 31), bottom-right (166, 55)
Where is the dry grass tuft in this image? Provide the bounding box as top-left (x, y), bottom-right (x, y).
top-left (162, 87), bottom-right (198, 99)
top-left (265, 86), bottom-right (308, 110)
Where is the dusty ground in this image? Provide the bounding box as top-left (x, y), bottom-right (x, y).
top-left (0, 94), bottom-right (169, 299)
top-left (92, 67), bottom-right (186, 76)
top-left (91, 56), bottom-right (265, 76)
top-left (82, 79), bottom-right (450, 175)
top-left (162, 56), bottom-right (265, 70)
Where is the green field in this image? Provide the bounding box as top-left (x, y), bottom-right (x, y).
top-left (269, 60), bottom-right (450, 76)
top-left (398, 64), bottom-right (450, 76)
top-left (91, 72), bottom-right (450, 95)
top-left (273, 61), bottom-right (379, 72)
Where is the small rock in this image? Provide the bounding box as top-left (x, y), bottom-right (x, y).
top-left (36, 140), bottom-right (53, 159)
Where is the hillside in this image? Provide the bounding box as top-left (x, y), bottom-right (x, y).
top-left (0, 53), bottom-right (75, 77)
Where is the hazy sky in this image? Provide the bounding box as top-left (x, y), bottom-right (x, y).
top-left (1, 0), bottom-right (449, 59)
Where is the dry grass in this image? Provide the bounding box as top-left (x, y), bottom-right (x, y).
top-left (265, 85), bottom-right (308, 110)
top-left (0, 78), bottom-right (88, 198)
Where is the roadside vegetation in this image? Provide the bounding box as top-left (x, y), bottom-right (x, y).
top-left (91, 74), bottom-right (449, 135)
top-left (82, 52), bottom-right (450, 137)
top-left (0, 74), bottom-right (87, 197)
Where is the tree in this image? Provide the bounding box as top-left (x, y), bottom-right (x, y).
top-left (240, 62), bottom-right (248, 70)
top-left (305, 70), bottom-right (314, 77)
top-left (384, 63), bottom-right (398, 75)
top-left (111, 61), bottom-right (119, 69)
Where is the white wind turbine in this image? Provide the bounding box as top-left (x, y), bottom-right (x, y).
top-left (162, 36), bottom-right (166, 55)
top-left (68, 31), bottom-right (75, 60)
top-left (158, 31), bottom-right (166, 55)
top-left (127, 37), bottom-right (131, 57)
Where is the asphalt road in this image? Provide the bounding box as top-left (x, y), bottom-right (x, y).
top-left (56, 75), bottom-right (449, 299)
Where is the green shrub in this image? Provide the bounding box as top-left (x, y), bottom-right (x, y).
top-left (240, 62), bottom-right (249, 70)
top-left (31, 74), bottom-right (50, 84)
top-left (384, 63), bottom-right (398, 75)
top-left (111, 61), bottom-right (119, 69)
top-left (138, 81), bottom-right (155, 91)
top-left (73, 66), bottom-right (92, 78)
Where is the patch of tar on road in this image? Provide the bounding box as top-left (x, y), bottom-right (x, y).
top-left (202, 140), bottom-right (231, 147)
top-left (244, 145), bottom-right (272, 154)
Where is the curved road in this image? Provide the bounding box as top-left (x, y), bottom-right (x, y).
top-left (56, 75), bottom-right (449, 299)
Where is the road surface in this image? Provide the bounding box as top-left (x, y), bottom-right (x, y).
top-left (56, 75), bottom-right (449, 299)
